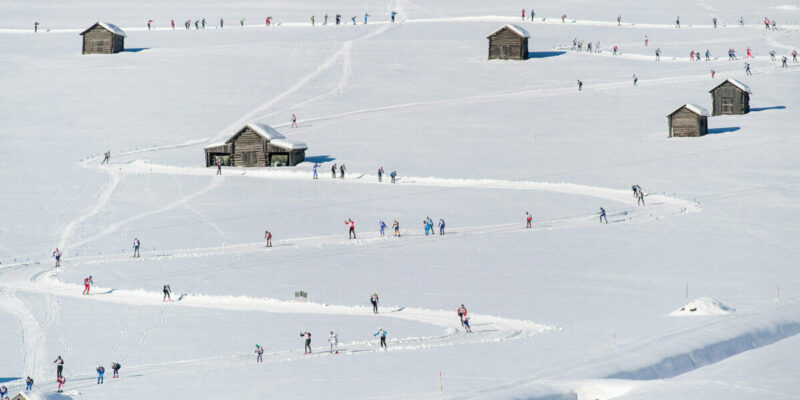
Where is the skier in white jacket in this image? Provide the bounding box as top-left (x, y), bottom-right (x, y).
top-left (329, 331), bottom-right (339, 354)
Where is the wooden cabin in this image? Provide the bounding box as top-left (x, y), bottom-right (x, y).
top-left (80, 22), bottom-right (126, 54)
top-left (204, 123), bottom-right (307, 167)
top-left (667, 104), bottom-right (709, 137)
top-left (487, 24), bottom-right (530, 60)
top-left (709, 79), bottom-right (751, 116)
top-left (11, 393), bottom-right (30, 400)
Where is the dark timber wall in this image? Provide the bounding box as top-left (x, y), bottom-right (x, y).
top-left (668, 108), bottom-right (708, 137)
top-left (82, 25), bottom-right (124, 54)
top-left (710, 81), bottom-right (750, 116)
top-left (488, 28), bottom-right (528, 60)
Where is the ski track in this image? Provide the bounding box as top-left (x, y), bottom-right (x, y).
top-left (0, 288), bottom-right (47, 380)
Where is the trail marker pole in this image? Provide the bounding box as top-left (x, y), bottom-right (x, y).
top-left (439, 371), bottom-right (443, 393)
top-left (777, 286), bottom-right (780, 300)
top-left (613, 332), bottom-right (616, 346)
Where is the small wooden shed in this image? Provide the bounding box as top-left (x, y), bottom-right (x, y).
top-left (204, 123), bottom-right (307, 167)
top-left (80, 22), bottom-right (126, 54)
top-left (709, 79), bottom-right (751, 116)
top-left (668, 104), bottom-right (709, 137)
top-left (487, 24), bottom-right (530, 60)
top-left (11, 393), bottom-right (30, 400)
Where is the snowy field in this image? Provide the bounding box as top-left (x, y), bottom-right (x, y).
top-left (1, 0), bottom-right (800, 399)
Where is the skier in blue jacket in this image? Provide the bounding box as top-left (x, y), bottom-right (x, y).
top-left (379, 220), bottom-right (387, 236)
top-left (438, 219), bottom-right (445, 235)
top-left (374, 328), bottom-right (387, 349)
top-left (364, 13), bottom-right (370, 24)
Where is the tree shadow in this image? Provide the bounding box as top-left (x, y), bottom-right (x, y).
top-left (528, 51), bottom-right (566, 59)
top-left (305, 155), bottom-right (335, 163)
top-left (707, 127), bottom-right (740, 135)
top-left (750, 106), bottom-right (786, 112)
top-left (124, 48), bottom-right (150, 53)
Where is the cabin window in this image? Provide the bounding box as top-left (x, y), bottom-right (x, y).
top-left (501, 46), bottom-right (511, 57)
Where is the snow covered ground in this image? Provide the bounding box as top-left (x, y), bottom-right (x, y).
top-left (1, 0), bottom-right (800, 399)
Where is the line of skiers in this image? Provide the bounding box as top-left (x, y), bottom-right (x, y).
top-left (571, 38), bottom-right (601, 53)
top-left (138, 10), bottom-right (400, 31)
top-left (311, 163), bottom-right (399, 183)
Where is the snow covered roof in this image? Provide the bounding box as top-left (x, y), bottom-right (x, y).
top-left (710, 78), bottom-right (752, 94)
top-left (488, 24), bottom-right (530, 38)
top-left (81, 22), bottom-right (127, 37)
top-left (270, 139), bottom-right (308, 150)
top-left (669, 103), bottom-right (710, 117)
top-left (242, 122), bottom-right (286, 141)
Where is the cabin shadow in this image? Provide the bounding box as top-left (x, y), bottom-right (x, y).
top-left (124, 48), bottom-right (150, 53)
top-left (707, 127), bottom-right (740, 135)
top-left (528, 51), bottom-right (566, 59)
top-left (0, 377), bottom-right (20, 383)
top-left (305, 155), bottom-right (335, 163)
top-left (750, 105), bottom-right (786, 112)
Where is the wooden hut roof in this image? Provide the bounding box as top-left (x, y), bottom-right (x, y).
top-left (80, 22), bottom-right (127, 37)
top-left (709, 78), bottom-right (751, 94)
top-left (487, 24), bottom-right (530, 39)
top-left (270, 139), bottom-right (308, 150)
top-left (242, 122), bottom-right (286, 141)
top-left (667, 104), bottom-right (709, 117)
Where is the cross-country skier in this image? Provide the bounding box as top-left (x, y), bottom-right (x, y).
top-left (457, 304), bottom-right (467, 326)
top-left (675, 16), bottom-right (680, 28)
top-left (340, 164), bottom-right (346, 179)
top-left (439, 219), bottom-right (446, 235)
top-left (147, 19), bottom-right (152, 30)
top-left (171, 19), bottom-right (175, 29)
top-left (220, 18), bottom-right (223, 28)
top-left (255, 344), bottom-right (264, 363)
top-left (216, 158), bottom-right (222, 175)
top-left (745, 62), bottom-right (752, 75)
top-left (746, 47), bottom-right (752, 59)
top-left (655, 48), bottom-right (661, 61)
top-left (202, 18), bottom-right (206, 28)
top-left (0, 385), bottom-right (7, 398)
top-left (711, 69), bottom-right (716, 78)
top-left (462, 315), bottom-right (472, 332)
top-left (53, 356), bottom-right (64, 378)
top-left (264, 230), bottom-right (272, 247)
top-left (379, 220), bottom-right (387, 236)
top-left (599, 207), bottom-right (608, 223)
top-left (617, 15), bottom-right (621, 26)
top-left (526, 211), bottom-right (533, 228)
top-left (57, 376), bottom-right (65, 393)
top-left (423, 218), bottom-right (430, 235)
top-left (301, 331), bottom-right (312, 354)
top-left (324, 14), bottom-right (328, 25)
top-left (770, 50), bottom-right (777, 61)
top-left (391, 11), bottom-right (397, 23)
top-left (378, 166), bottom-right (384, 182)
top-left (111, 362), bottom-right (121, 378)
top-left (739, 16), bottom-right (744, 27)
top-left (265, 17), bottom-right (270, 26)
top-left (291, 114), bottom-right (297, 128)
top-left (390, 171), bottom-right (397, 183)
top-left (637, 189), bottom-right (646, 206)
top-left (34, 21), bottom-right (39, 32)
top-left (521, 9), bottom-right (525, 21)
top-left (240, 18), bottom-right (245, 26)
top-left (633, 74), bottom-right (638, 86)
top-left (83, 275), bottom-right (94, 295)
top-left (644, 35), bottom-right (648, 46)
top-left (163, 284), bottom-right (171, 301)
top-left (364, 13), bottom-right (370, 24)
top-left (370, 292), bottom-right (379, 313)
top-left (577, 80), bottom-right (583, 91)
top-left (195, 20), bottom-right (199, 29)
top-left (331, 163), bottom-right (337, 178)
top-left (311, 15), bottom-right (315, 26)
top-left (101, 151), bottom-right (110, 164)
top-left (392, 219), bottom-right (400, 236)
top-left (336, 14), bottom-right (341, 25)
top-left (374, 328), bottom-right (387, 349)
top-left (133, 238), bottom-right (140, 257)
top-left (96, 365), bottom-right (105, 384)
top-left (329, 331), bottom-right (339, 354)
top-left (782, 56), bottom-right (788, 68)
top-left (352, 16), bottom-right (356, 25)
top-left (530, 9), bottom-right (535, 21)
top-left (793, 50), bottom-right (798, 62)
top-left (25, 376), bottom-right (33, 391)
top-left (313, 163), bottom-right (319, 179)
top-left (705, 49), bottom-right (711, 61)
top-left (345, 219), bottom-right (356, 239)
top-left (53, 248), bottom-right (62, 267)
top-left (613, 45), bottom-right (618, 55)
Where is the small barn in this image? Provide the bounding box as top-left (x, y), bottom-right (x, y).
top-left (709, 79), bottom-right (751, 116)
top-left (80, 22), bottom-right (126, 54)
top-left (667, 104), bottom-right (709, 137)
top-left (487, 24), bottom-right (530, 60)
top-left (11, 393), bottom-right (30, 400)
top-left (204, 123), bottom-right (307, 167)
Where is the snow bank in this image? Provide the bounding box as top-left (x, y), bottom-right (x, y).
top-left (669, 297), bottom-right (734, 316)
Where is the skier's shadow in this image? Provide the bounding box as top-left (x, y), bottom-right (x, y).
top-left (96, 289), bottom-right (116, 295)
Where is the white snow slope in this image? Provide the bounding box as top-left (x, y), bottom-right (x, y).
top-left (1, 0), bottom-right (800, 399)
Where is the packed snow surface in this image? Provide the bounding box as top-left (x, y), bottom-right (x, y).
top-left (1, 0), bottom-right (800, 399)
